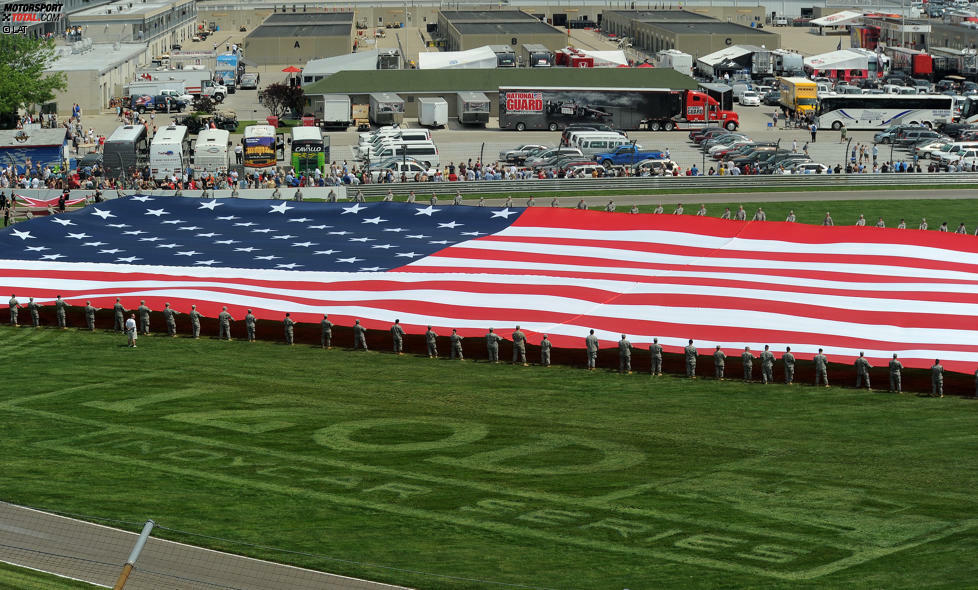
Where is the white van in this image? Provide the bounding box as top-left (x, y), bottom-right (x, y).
top-left (731, 83), bottom-right (752, 103)
top-left (357, 132), bottom-right (434, 158)
top-left (359, 128), bottom-right (431, 147)
top-left (368, 141), bottom-right (440, 167)
top-left (575, 134), bottom-right (632, 156)
top-left (565, 130), bottom-right (619, 147)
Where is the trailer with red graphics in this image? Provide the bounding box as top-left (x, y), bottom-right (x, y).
top-left (498, 86), bottom-right (739, 132)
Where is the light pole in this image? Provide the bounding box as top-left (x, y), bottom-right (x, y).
top-left (844, 137), bottom-right (852, 172)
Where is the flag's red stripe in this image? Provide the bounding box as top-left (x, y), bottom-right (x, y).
top-left (476, 235), bottom-right (978, 275)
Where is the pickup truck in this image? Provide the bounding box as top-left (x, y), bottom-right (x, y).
top-left (159, 89), bottom-right (193, 107)
top-left (131, 94), bottom-right (186, 113)
top-left (594, 144), bottom-right (665, 167)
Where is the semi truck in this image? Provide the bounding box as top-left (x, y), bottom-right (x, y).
top-left (777, 77), bottom-right (818, 117)
top-left (498, 87), bottom-right (739, 132)
top-left (135, 69), bottom-right (227, 102)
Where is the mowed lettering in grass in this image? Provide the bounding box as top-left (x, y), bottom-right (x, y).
top-left (20, 389), bottom-right (964, 580)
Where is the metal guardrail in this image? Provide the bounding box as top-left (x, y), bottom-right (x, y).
top-left (353, 173), bottom-right (978, 197)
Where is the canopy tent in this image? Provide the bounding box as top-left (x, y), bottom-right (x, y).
top-left (696, 46), bottom-right (755, 78)
top-left (810, 11), bottom-right (865, 27)
top-left (805, 49), bottom-right (872, 72)
top-left (578, 49), bottom-right (628, 68)
top-left (417, 46), bottom-right (497, 70)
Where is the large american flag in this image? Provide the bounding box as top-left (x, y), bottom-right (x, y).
top-left (0, 196), bottom-right (976, 373)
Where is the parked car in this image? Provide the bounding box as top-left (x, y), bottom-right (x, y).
top-left (912, 139), bottom-right (951, 159)
top-left (786, 161), bottom-right (829, 174)
top-left (633, 158), bottom-right (677, 175)
top-left (499, 144), bottom-right (548, 164)
top-left (525, 147), bottom-right (584, 168)
top-left (740, 91), bottom-right (761, 106)
top-left (894, 129), bottom-right (945, 146)
top-left (874, 124), bottom-right (922, 144)
top-left (369, 159), bottom-right (437, 182)
top-left (762, 90), bottom-right (781, 105)
top-left (238, 73), bottom-right (259, 89)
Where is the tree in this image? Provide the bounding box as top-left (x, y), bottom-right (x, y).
top-left (192, 96), bottom-right (217, 115)
top-left (259, 83), bottom-right (304, 120)
top-left (0, 36), bottom-right (67, 118)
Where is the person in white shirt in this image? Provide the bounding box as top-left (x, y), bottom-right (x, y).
top-left (125, 313), bottom-right (137, 348)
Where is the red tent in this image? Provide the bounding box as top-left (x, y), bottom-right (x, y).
top-left (281, 66), bottom-right (302, 73)
top-left (637, 63), bottom-right (655, 68)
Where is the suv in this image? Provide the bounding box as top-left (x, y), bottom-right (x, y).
top-left (894, 129), bottom-right (944, 146)
top-left (874, 124), bottom-right (922, 144)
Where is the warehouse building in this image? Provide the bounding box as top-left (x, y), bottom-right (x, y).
top-left (45, 42), bottom-right (148, 113)
top-left (302, 67), bottom-right (696, 119)
top-left (244, 12), bottom-right (354, 66)
top-left (602, 8), bottom-right (766, 43)
top-left (638, 21), bottom-right (780, 57)
top-left (436, 10), bottom-right (567, 52)
top-left (68, 0), bottom-right (197, 58)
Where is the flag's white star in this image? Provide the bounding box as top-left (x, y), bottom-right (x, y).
top-left (10, 229), bottom-right (34, 240)
top-left (156, 244), bottom-right (181, 249)
top-left (198, 200), bottom-right (223, 210)
top-left (415, 205), bottom-right (439, 216)
top-left (328, 231), bottom-right (350, 235)
top-left (292, 241), bottom-right (317, 247)
top-left (336, 257), bottom-right (363, 263)
top-left (396, 252), bottom-right (422, 258)
top-left (214, 239), bottom-right (239, 245)
top-left (313, 249), bottom-right (339, 255)
top-left (269, 234), bottom-right (296, 240)
top-left (406, 234), bottom-right (430, 239)
top-left (145, 208), bottom-right (168, 217)
top-left (122, 230), bottom-right (146, 236)
top-left (275, 263), bottom-right (302, 269)
top-left (139, 237), bottom-right (162, 242)
top-left (40, 253), bottom-right (66, 260)
top-left (175, 251), bottom-right (200, 257)
top-left (491, 208), bottom-right (517, 219)
top-left (371, 244), bottom-right (393, 249)
top-left (438, 221), bottom-right (463, 229)
top-left (362, 216), bottom-right (387, 225)
top-left (287, 217), bottom-right (311, 223)
top-left (235, 247), bottom-right (259, 252)
top-left (107, 223), bottom-right (130, 228)
top-left (66, 232), bottom-right (91, 239)
top-left (196, 232), bottom-right (220, 238)
top-left (194, 259), bottom-right (219, 266)
top-left (51, 217), bottom-right (74, 226)
top-left (25, 246), bottom-right (49, 252)
top-left (428, 240), bottom-right (450, 245)
top-left (251, 228), bottom-right (274, 234)
top-left (359, 266), bottom-right (383, 271)
top-left (349, 237), bottom-right (374, 242)
top-left (216, 215), bottom-right (239, 221)
top-left (307, 224), bottom-right (331, 230)
top-left (460, 231), bottom-right (486, 236)
top-left (269, 202), bottom-right (294, 214)
top-left (383, 227), bottom-right (406, 232)
top-left (91, 209), bottom-right (116, 220)
top-left (100, 249), bottom-right (124, 254)
top-left (254, 255), bottom-right (280, 260)
top-left (82, 241), bottom-right (107, 247)
top-left (341, 203), bottom-right (367, 215)
top-left (177, 226), bottom-right (202, 231)
top-left (160, 219), bottom-right (185, 225)
top-left (234, 222), bottom-right (257, 227)
top-left (116, 256), bottom-right (141, 262)
top-left (130, 196), bottom-right (154, 202)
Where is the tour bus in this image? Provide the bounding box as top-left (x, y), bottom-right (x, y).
top-left (192, 128), bottom-right (231, 176)
top-left (289, 126), bottom-right (330, 175)
top-left (960, 96), bottom-right (978, 125)
top-left (149, 124), bottom-right (190, 181)
top-left (816, 94), bottom-right (954, 130)
top-left (242, 124), bottom-right (279, 173)
top-left (102, 124), bottom-right (148, 180)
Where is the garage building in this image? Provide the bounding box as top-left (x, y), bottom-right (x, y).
top-left (436, 10), bottom-right (567, 52)
top-left (243, 12), bottom-right (354, 66)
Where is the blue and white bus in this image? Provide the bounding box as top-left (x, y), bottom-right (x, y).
top-left (817, 94), bottom-right (953, 131)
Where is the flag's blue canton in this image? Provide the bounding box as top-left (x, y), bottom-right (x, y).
top-left (0, 197), bottom-right (524, 272)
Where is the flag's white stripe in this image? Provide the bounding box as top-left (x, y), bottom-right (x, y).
top-left (71, 288), bottom-right (978, 363)
top-left (499, 226), bottom-right (978, 265)
top-left (41, 283), bottom-right (978, 348)
top-left (456, 239), bottom-right (978, 281)
top-left (6, 273), bottom-right (978, 318)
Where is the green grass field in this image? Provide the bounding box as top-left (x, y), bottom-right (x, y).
top-left (0, 562), bottom-right (98, 589)
top-left (2, 327), bottom-right (978, 589)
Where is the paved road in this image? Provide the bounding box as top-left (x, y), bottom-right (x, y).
top-left (0, 502), bottom-right (409, 590)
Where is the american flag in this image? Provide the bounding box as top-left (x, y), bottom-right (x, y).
top-left (0, 196), bottom-right (976, 374)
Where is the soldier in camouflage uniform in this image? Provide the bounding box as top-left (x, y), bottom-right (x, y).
top-left (742, 346), bottom-right (755, 382)
top-left (113, 298), bottom-right (126, 332)
top-left (391, 319), bottom-right (406, 354)
top-left (8, 294), bottom-right (21, 326)
top-left (27, 297), bottom-right (39, 328)
top-left (284, 313), bottom-right (295, 345)
top-left (163, 302), bottom-right (178, 337)
top-left (450, 328), bottom-right (464, 360)
top-left (138, 300), bottom-right (151, 335)
top-left (783, 346), bottom-right (796, 385)
top-left (618, 334), bottom-right (632, 374)
top-left (218, 306), bottom-right (233, 341)
top-left (85, 301), bottom-right (97, 331)
top-left (245, 309), bottom-right (257, 342)
top-left (426, 325), bottom-right (439, 358)
top-left (585, 329), bottom-right (599, 370)
top-left (931, 359), bottom-right (944, 397)
top-left (189, 305), bottom-right (202, 339)
top-left (320, 314), bottom-right (333, 348)
top-left (713, 345), bottom-right (725, 380)
top-left (650, 337), bottom-right (663, 376)
top-left (814, 348), bottom-right (829, 387)
top-left (511, 325), bottom-right (527, 365)
top-left (889, 353), bottom-right (902, 393)
top-left (760, 344), bottom-right (775, 384)
top-left (540, 334), bottom-right (551, 366)
top-left (486, 328), bottom-right (501, 363)
top-left (685, 339), bottom-right (697, 378)
top-left (55, 295), bottom-right (68, 329)
top-left (353, 319), bottom-right (368, 350)
top-left (855, 351), bottom-right (872, 390)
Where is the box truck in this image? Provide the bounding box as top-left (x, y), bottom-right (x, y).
top-left (457, 91), bottom-right (490, 126)
top-left (319, 94), bottom-right (352, 129)
top-left (417, 97), bottom-right (448, 128)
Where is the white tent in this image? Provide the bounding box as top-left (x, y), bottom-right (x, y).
top-left (696, 46), bottom-right (754, 78)
top-left (809, 11), bottom-right (865, 27)
top-left (804, 49), bottom-right (873, 72)
top-left (417, 46), bottom-right (497, 70)
top-left (578, 49), bottom-right (628, 67)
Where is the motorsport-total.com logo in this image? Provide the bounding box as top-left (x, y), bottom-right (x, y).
top-left (2, 2), bottom-right (64, 34)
